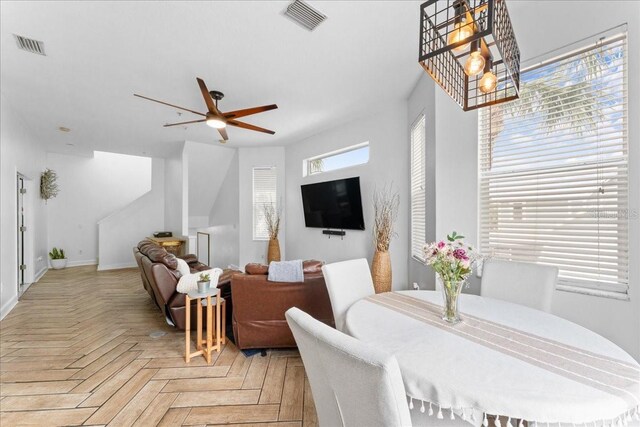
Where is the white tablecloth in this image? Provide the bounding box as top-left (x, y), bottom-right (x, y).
top-left (345, 291), bottom-right (640, 426)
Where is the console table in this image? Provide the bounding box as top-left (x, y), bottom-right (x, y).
top-left (147, 236), bottom-right (187, 256)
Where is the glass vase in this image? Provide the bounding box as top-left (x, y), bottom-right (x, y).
top-left (440, 278), bottom-right (464, 324)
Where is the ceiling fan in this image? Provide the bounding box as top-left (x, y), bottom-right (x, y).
top-left (134, 77), bottom-right (277, 142)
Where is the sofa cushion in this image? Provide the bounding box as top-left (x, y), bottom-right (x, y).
top-left (245, 263), bottom-right (269, 275)
top-left (303, 260), bottom-right (324, 274)
top-left (137, 239), bottom-right (156, 253)
top-left (146, 246), bottom-right (178, 270)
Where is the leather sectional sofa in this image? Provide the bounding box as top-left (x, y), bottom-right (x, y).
top-left (133, 239), bottom-right (236, 330)
top-left (231, 260), bottom-right (334, 350)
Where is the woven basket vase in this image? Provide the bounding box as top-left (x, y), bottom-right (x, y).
top-left (371, 251), bottom-right (392, 293)
top-left (267, 238), bottom-right (281, 263)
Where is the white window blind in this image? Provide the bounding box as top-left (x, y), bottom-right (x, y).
top-left (411, 115), bottom-right (426, 261)
top-left (479, 34), bottom-right (629, 297)
top-left (253, 167), bottom-right (277, 241)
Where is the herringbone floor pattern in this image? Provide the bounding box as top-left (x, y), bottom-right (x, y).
top-left (0, 266), bottom-right (318, 426)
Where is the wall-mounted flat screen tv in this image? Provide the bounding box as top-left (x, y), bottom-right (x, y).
top-left (300, 177), bottom-right (365, 230)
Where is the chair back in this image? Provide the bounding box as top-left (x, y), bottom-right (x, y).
top-left (481, 259), bottom-right (558, 312)
top-left (321, 258), bottom-right (375, 332)
top-left (285, 307), bottom-right (412, 427)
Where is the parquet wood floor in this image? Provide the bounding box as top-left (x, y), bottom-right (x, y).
top-left (0, 266), bottom-right (318, 427)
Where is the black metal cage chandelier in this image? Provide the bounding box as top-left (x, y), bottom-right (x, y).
top-left (419, 0), bottom-right (520, 111)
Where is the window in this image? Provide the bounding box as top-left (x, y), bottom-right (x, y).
top-left (411, 115), bottom-right (426, 261)
top-left (253, 167), bottom-right (277, 240)
top-left (479, 34), bottom-right (629, 298)
top-left (304, 142), bottom-right (369, 176)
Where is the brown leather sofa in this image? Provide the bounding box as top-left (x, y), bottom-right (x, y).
top-left (133, 239), bottom-right (237, 330)
top-left (231, 260), bottom-right (334, 350)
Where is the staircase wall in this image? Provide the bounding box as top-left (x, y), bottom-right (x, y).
top-left (97, 158), bottom-right (165, 270)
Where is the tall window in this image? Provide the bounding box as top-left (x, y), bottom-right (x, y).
top-left (479, 34), bottom-right (628, 297)
top-left (253, 167), bottom-right (277, 240)
top-left (411, 115), bottom-right (426, 261)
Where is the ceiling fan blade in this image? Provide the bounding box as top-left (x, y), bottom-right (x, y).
top-left (196, 77), bottom-right (221, 115)
top-left (223, 104), bottom-right (278, 120)
top-left (227, 119), bottom-right (275, 135)
top-left (163, 119), bottom-right (207, 127)
top-left (218, 127), bottom-right (229, 141)
top-left (134, 94), bottom-right (206, 117)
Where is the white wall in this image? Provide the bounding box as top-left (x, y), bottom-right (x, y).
top-left (97, 158), bottom-right (165, 270)
top-left (429, 1), bottom-right (640, 359)
top-left (0, 94), bottom-right (49, 318)
top-left (45, 151), bottom-right (152, 266)
top-left (434, 89), bottom-right (481, 294)
top-left (164, 143), bottom-right (188, 237)
top-left (185, 141), bottom-right (236, 231)
top-left (285, 103), bottom-right (410, 289)
top-left (239, 146), bottom-right (286, 268)
top-left (207, 150), bottom-right (240, 269)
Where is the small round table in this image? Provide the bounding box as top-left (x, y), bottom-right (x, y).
top-left (184, 288), bottom-right (224, 364)
top-left (345, 291), bottom-right (640, 425)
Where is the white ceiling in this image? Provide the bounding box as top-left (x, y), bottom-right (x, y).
top-left (1, 1), bottom-right (423, 158)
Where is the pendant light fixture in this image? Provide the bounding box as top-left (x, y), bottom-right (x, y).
top-left (447, 2), bottom-right (473, 52)
top-left (419, 0), bottom-right (520, 111)
top-left (464, 41), bottom-right (485, 76)
top-left (478, 59), bottom-right (498, 93)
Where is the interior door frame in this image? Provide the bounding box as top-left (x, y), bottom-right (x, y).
top-left (16, 173), bottom-right (26, 296)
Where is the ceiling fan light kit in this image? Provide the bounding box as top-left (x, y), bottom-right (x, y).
top-left (134, 78), bottom-right (277, 143)
top-left (419, 0), bottom-right (520, 111)
top-left (206, 115), bottom-right (226, 129)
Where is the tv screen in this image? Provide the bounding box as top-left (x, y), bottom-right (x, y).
top-left (301, 177), bottom-right (365, 230)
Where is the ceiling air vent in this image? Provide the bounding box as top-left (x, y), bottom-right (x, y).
top-left (14, 34), bottom-right (46, 56)
top-left (284, 0), bottom-right (326, 31)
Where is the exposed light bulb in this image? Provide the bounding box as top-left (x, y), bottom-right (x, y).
top-left (448, 21), bottom-right (473, 52)
top-left (206, 117), bottom-right (226, 129)
top-left (464, 51), bottom-right (485, 76)
top-left (479, 70), bottom-right (498, 93)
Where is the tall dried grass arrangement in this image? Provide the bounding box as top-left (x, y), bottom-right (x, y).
top-left (373, 185), bottom-right (400, 252)
top-left (262, 202), bottom-right (281, 240)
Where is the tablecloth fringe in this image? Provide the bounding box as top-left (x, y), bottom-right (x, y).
top-left (406, 395), bottom-right (639, 427)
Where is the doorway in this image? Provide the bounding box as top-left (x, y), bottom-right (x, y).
top-left (17, 174), bottom-right (26, 297)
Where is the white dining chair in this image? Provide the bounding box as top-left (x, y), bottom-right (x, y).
top-left (322, 258), bottom-right (375, 332)
top-left (285, 307), bottom-right (412, 427)
top-left (480, 259), bottom-right (558, 312)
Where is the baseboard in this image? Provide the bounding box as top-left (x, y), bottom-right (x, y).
top-left (97, 262), bottom-right (137, 271)
top-left (66, 259), bottom-right (98, 267)
top-left (0, 295), bottom-right (18, 321)
top-left (34, 266), bottom-right (48, 282)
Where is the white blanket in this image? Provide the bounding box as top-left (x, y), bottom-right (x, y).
top-left (268, 260), bottom-right (304, 283)
top-left (177, 268), bottom-right (222, 294)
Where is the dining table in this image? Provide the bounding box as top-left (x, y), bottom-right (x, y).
top-left (344, 291), bottom-right (640, 426)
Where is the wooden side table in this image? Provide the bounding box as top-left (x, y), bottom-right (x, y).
top-left (148, 236), bottom-right (187, 256)
top-left (184, 288), bottom-right (225, 364)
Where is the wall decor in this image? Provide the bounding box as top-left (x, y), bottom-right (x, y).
top-left (40, 168), bottom-right (59, 202)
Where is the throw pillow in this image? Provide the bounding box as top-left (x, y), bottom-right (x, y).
top-left (177, 268), bottom-right (222, 294)
top-left (176, 257), bottom-right (190, 277)
top-left (245, 263), bottom-right (269, 275)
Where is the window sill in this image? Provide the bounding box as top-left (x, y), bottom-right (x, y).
top-left (556, 284), bottom-right (630, 301)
